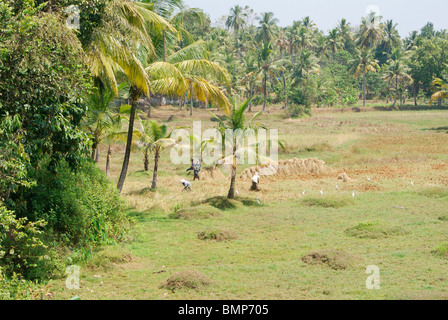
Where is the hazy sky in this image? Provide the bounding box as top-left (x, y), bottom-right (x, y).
top-left (183, 0), bottom-right (447, 37)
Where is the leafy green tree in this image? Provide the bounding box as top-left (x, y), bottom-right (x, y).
top-left (0, 3), bottom-right (90, 172)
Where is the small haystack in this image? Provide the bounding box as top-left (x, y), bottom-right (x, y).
top-left (199, 166), bottom-right (227, 181)
top-left (240, 158), bottom-right (328, 180)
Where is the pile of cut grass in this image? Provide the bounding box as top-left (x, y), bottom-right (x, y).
top-left (302, 249), bottom-right (355, 270)
top-left (197, 229), bottom-right (237, 242)
top-left (160, 271), bottom-right (211, 291)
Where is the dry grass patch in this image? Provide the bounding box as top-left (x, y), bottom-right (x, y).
top-left (300, 142), bottom-right (334, 153)
top-left (160, 271), bottom-right (211, 291)
top-left (240, 158), bottom-right (328, 180)
top-left (345, 222), bottom-right (405, 239)
top-left (302, 249), bottom-right (355, 270)
top-left (169, 205), bottom-right (221, 220)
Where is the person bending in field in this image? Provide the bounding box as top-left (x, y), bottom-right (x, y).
top-left (250, 172), bottom-right (260, 191)
top-left (186, 159), bottom-right (201, 181)
top-left (181, 179), bottom-right (192, 192)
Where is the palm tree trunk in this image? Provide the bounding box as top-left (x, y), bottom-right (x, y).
top-left (392, 78), bottom-right (398, 107)
top-left (95, 147), bottom-right (100, 163)
top-left (362, 71), bottom-right (367, 107)
top-left (144, 149), bottom-right (149, 171)
top-left (190, 83), bottom-right (193, 116)
top-left (227, 144), bottom-right (237, 199)
top-left (262, 74), bottom-right (267, 112)
top-left (249, 82), bottom-right (253, 112)
top-left (147, 96), bottom-right (151, 118)
top-left (151, 150), bottom-right (160, 189)
top-left (283, 74), bottom-right (287, 110)
top-left (117, 85), bottom-right (139, 193)
top-left (163, 32), bottom-right (167, 62)
top-left (179, 95), bottom-right (183, 111)
top-left (106, 145), bottom-right (111, 177)
top-left (91, 140), bottom-right (98, 161)
top-left (413, 83), bottom-right (418, 106)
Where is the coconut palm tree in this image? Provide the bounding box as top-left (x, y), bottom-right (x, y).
top-left (382, 20), bottom-right (401, 52)
top-left (337, 18), bottom-right (354, 51)
top-left (103, 114), bottom-right (129, 177)
top-left (169, 47), bottom-right (232, 116)
top-left (226, 5), bottom-right (248, 38)
top-left (430, 78), bottom-right (448, 106)
top-left (239, 53), bottom-right (258, 112)
top-left (256, 12), bottom-right (279, 43)
top-left (84, 85), bottom-right (117, 162)
top-left (137, 120), bottom-right (176, 189)
top-left (85, 0), bottom-right (175, 95)
top-left (114, 6), bottom-right (179, 193)
top-left (351, 48), bottom-right (380, 107)
top-left (292, 49), bottom-right (320, 88)
top-left (358, 11), bottom-right (385, 49)
top-left (327, 28), bottom-right (344, 62)
top-left (383, 48), bottom-right (413, 107)
top-left (256, 42), bottom-right (276, 112)
top-left (210, 98), bottom-right (266, 199)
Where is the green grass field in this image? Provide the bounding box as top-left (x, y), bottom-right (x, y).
top-left (44, 105), bottom-right (448, 300)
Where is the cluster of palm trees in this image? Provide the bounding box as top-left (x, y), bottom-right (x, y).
top-left (209, 6), bottom-right (448, 109)
top-left (82, 0), bottom-right (232, 193)
top-left (81, 1), bottom-right (448, 197)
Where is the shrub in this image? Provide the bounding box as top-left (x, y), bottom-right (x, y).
top-left (0, 268), bottom-right (40, 300)
top-left (13, 159), bottom-right (130, 247)
top-left (285, 103), bottom-right (309, 119)
top-left (0, 204), bottom-right (55, 280)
